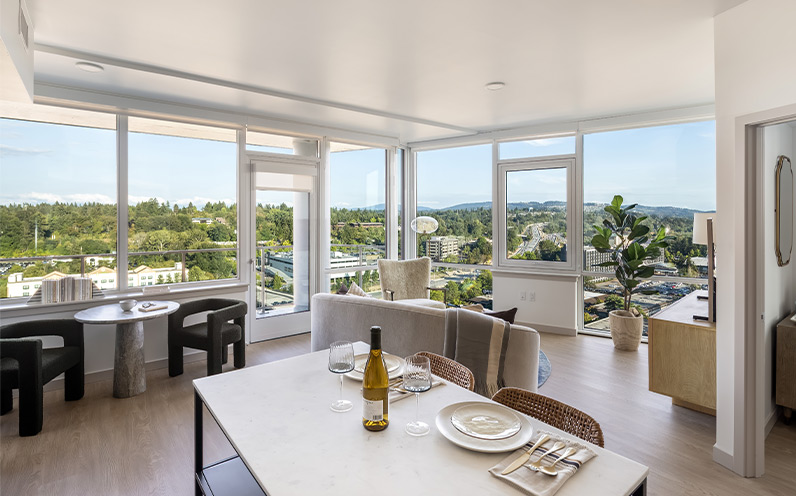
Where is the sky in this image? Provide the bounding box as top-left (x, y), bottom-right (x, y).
top-left (1, 118), bottom-right (716, 212)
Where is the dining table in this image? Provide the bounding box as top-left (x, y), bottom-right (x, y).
top-left (193, 341), bottom-right (648, 496)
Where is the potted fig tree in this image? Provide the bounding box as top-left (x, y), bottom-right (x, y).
top-left (591, 195), bottom-right (670, 351)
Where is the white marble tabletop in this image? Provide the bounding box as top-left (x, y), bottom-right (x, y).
top-left (74, 300), bottom-right (179, 324)
top-left (194, 342), bottom-right (649, 496)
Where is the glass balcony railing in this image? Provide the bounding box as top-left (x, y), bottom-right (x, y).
top-left (0, 247), bottom-right (237, 300)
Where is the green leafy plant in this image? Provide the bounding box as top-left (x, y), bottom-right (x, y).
top-left (591, 195), bottom-right (670, 313)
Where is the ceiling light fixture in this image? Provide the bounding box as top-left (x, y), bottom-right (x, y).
top-left (485, 82), bottom-right (505, 91)
top-left (75, 61), bottom-right (104, 73)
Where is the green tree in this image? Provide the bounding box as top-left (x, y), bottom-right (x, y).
top-left (538, 240), bottom-right (561, 261)
top-left (271, 273), bottom-right (285, 291)
top-left (604, 295), bottom-right (624, 311)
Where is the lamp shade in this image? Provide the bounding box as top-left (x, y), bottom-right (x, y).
top-left (411, 216), bottom-right (439, 235)
top-left (693, 212), bottom-right (716, 245)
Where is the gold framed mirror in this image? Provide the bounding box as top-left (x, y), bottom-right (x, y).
top-left (775, 155), bottom-right (793, 267)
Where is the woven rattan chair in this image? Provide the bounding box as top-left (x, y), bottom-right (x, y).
top-left (491, 387), bottom-right (604, 447)
top-left (416, 351), bottom-right (474, 391)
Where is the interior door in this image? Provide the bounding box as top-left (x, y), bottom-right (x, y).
top-left (250, 158), bottom-right (316, 342)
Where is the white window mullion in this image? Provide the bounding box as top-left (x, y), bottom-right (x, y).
top-left (117, 115), bottom-right (129, 293)
top-left (406, 149), bottom-right (417, 259)
top-left (386, 147), bottom-right (398, 260)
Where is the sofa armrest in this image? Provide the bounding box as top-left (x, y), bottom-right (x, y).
top-left (503, 323), bottom-right (540, 393)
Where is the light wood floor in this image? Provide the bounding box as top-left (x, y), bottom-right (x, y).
top-left (1, 333), bottom-right (795, 495)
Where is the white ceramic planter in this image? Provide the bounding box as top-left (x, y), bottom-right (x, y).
top-left (609, 310), bottom-right (643, 351)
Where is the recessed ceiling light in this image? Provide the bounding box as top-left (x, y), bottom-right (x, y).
top-left (75, 61), bottom-right (104, 73)
top-left (485, 82), bottom-right (505, 91)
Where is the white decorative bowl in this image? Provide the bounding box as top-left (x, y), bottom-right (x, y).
top-left (119, 299), bottom-right (137, 311)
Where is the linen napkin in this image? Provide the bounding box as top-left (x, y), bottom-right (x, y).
top-left (488, 430), bottom-right (596, 496)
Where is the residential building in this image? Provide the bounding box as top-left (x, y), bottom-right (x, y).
top-left (426, 236), bottom-right (459, 261)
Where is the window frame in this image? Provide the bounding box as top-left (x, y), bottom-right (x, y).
top-left (578, 119), bottom-right (716, 337)
top-left (0, 110), bottom-right (243, 306)
top-left (497, 155), bottom-right (576, 271)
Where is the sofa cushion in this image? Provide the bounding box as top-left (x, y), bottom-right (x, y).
top-left (444, 308), bottom-right (510, 397)
top-left (346, 281), bottom-right (369, 297)
top-left (400, 298), bottom-right (446, 309)
top-left (484, 307), bottom-right (518, 324)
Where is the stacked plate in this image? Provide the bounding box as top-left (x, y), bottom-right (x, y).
top-left (436, 401), bottom-right (534, 453)
top-left (344, 353), bottom-right (404, 381)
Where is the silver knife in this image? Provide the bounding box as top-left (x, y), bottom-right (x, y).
top-left (501, 434), bottom-right (551, 475)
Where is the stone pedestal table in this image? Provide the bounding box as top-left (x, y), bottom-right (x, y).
top-left (75, 301), bottom-right (179, 398)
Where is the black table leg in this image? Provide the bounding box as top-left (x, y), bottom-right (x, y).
top-left (195, 389), bottom-right (203, 496)
top-left (630, 478), bottom-right (647, 496)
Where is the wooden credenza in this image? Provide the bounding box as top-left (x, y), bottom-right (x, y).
top-left (776, 311), bottom-right (796, 424)
top-left (648, 290), bottom-right (716, 415)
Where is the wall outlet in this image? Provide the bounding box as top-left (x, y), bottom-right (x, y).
top-left (528, 292), bottom-right (536, 302)
top-left (519, 291), bottom-right (527, 301)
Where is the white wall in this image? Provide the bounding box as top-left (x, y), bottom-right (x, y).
top-left (762, 123), bottom-right (796, 433)
top-left (714, 0), bottom-right (796, 475)
top-left (0, 0), bottom-right (34, 102)
top-left (493, 272), bottom-right (578, 335)
top-left (0, 288), bottom-right (247, 380)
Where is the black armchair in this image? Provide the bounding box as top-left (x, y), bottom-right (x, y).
top-left (0, 319), bottom-right (84, 437)
top-left (168, 298), bottom-right (247, 377)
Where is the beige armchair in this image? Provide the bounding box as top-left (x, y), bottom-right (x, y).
top-left (377, 257), bottom-right (447, 304)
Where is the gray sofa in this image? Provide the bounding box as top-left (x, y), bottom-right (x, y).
top-left (310, 293), bottom-right (540, 392)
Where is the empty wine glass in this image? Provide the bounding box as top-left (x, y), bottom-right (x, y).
top-left (328, 341), bottom-right (355, 412)
top-left (403, 354), bottom-right (432, 436)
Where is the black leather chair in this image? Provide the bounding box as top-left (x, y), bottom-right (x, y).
top-left (168, 298), bottom-right (247, 377)
top-left (0, 319), bottom-right (85, 437)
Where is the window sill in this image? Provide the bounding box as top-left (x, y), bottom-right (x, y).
top-left (0, 280), bottom-right (248, 319)
top-left (490, 267), bottom-right (580, 279)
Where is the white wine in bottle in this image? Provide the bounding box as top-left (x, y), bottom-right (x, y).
top-left (362, 326), bottom-right (389, 431)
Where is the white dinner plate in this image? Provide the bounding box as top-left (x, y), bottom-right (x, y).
top-left (435, 401), bottom-right (533, 453)
top-left (345, 353), bottom-right (404, 381)
top-left (450, 404), bottom-right (522, 440)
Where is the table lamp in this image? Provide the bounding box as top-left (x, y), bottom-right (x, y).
top-left (692, 212), bottom-right (716, 323)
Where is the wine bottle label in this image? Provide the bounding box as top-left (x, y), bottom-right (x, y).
top-left (363, 398), bottom-right (384, 422)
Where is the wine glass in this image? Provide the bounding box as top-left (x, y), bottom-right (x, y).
top-left (328, 341), bottom-right (355, 412)
top-left (403, 354), bottom-right (432, 436)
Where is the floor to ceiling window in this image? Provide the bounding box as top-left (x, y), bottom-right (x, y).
top-left (582, 120), bottom-right (716, 336)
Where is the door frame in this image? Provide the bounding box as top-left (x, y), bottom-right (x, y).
top-left (247, 151), bottom-right (320, 342)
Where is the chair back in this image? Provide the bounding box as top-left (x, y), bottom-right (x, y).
top-left (491, 387), bottom-right (604, 447)
top-left (377, 257), bottom-right (431, 300)
top-left (416, 351), bottom-right (474, 391)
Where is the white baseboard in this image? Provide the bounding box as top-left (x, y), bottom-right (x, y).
top-left (765, 406), bottom-right (780, 437)
top-left (516, 321), bottom-right (577, 336)
top-left (713, 444), bottom-right (735, 471)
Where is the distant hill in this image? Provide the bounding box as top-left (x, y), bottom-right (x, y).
top-left (584, 202), bottom-right (707, 218)
top-left (339, 201), bottom-right (706, 218)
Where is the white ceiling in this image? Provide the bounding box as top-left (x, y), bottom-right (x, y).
top-left (28, 0), bottom-right (746, 143)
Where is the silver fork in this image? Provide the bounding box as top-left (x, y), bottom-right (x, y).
top-left (540, 447), bottom-right (577, 476)
top-left (527, 441), bottom-right (565, 472)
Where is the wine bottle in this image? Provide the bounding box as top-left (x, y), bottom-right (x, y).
top-left (362, 326), bottom-right (389, 431)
